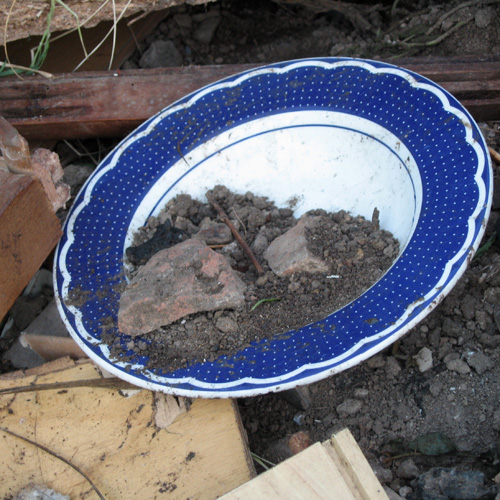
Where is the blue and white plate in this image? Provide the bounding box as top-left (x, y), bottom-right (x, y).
top-left (54, 58), bottom-right (492, 397)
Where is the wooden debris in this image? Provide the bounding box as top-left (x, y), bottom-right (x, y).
top-left (489, 146), bottom-right (500, 164)
top-left (0, 376), bottom-right (135, 396)
top-left (0, 425), bottom-right (105, 499)
top-left (222, 428), bottom-right (388, 500)
top-left (0, 171), bottom-right (61, 322)
top-left (0, 119), bottom-right (69, 321)
top-left (0, 64), bottom-right (254, 140)
top-left (1, 57), bottom-right (498, 141)
top-left (0, 358), bottom-right (255, 499)
top-left (19, 333), bottom-right (86, 362)
top-left (328, 429), bottom-right (388, 500)
top-left (154, 393), bottom-right (189, 429)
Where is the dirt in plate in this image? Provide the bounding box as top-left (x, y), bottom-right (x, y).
top-left (107, 185), bottom-right (399, 372)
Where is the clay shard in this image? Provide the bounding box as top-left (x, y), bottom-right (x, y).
top-left (264, 215), bottom-right (329, 276)
top-left (30, 148), bottom-right (71, 212)
top-left (118, 238), bottom-right (246, 336)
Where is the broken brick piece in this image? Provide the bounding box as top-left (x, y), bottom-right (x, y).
top-left (264, 431), bottom-right (313, 464)
top-left (264, 215), bottom-right (329, 276)
top-left (30, 148), bottom-right (71, 212)
top-left (118, 239), bottom-right (246, 336)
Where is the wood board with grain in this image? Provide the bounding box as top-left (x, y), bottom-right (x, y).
top-left (0, 171), bottom-right (61, 322)
top-left (221, 428), bottom-right (388, 500)
top-left (1, 57), bottom-right (499, 140)
top-left (0, 358), bottom-right (255, 499)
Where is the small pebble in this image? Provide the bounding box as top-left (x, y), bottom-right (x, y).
top-left (215, 316), bottom-right (238, 333)
top-left (397, 458), bottom-right (420, 479)
top-left (445, 358), bottom-right (471, 374)
top-left (429, 380), bottom-right (443, 397)
top-left (385, 357), bottom-right (402, 377)
top-left (466, 351), bottom-right (494, 375)
top-left (413, 347), bottom-right (433, 372)
top-left (336, 399), bottom-right (362, 418)
top-left (354, 388), bottom-right (369, 398)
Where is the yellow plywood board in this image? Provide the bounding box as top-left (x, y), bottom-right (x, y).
top-left (221, 429), bottom-right (388, 500)
top-left (0, 359), bottom-right (254, 499)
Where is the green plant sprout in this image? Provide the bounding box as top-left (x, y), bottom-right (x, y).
top-left (250, 452), bottom-right (275, 470)
top-left (250, 298), bottom-right (281, 312)
top-left (473, 233), bottom-right (496, 260)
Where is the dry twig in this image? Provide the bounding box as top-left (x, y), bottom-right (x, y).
top-left (400, 19), bottom-right (471, 48)
top-left (206, 194), bottom-right (264, 276)
top-left (426, 0), bottom-right (500, 36)
top-left (489, 146), bottom-right (500, 165)
top-left (0, 377), bottom-right (136, 396)
top-left (0, 426), bottom-right (106, 499)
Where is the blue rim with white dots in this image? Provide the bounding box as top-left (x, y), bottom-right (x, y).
top-left (54, 58), bottom-right (492, 397)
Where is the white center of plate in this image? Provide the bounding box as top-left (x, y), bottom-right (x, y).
top-left (126, 111), bottom-right (422, 253)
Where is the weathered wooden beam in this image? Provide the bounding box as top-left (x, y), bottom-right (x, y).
top-left (0, 65), bottom-right (257, 140)
top-left (1, 58), bottom-right (499, 141)
top-left (0, 171), bottom-right (62, 321)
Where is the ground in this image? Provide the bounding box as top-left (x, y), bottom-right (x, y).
top-left (3, 1), bottom-right (500, 499)
top-left (129, 1), bottom-right (500, 498)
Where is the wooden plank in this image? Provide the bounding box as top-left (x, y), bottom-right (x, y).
top-left (0, 171), bottom-right (61, 322)
top-left (0, 65), bottom-right (257, 140)
top-left (1, 57), bottom-right (499, 141)
top-left (20, 333), bottom-right (87, 361)
top-left (222, 442), bottom-right (357, 500)
top-left (396, 56), bottom-right (500, 82)
top-left (327, 429), bottom-right (388, 500)
top-left (221, 429), bottom-right (388, 500)
top-left (0, 359), bottom-right (255, 499)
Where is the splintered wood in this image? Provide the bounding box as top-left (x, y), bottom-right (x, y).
top-left (0, 359), bottom-right (255, 499)
top-left (221, 428), bottom-right (388, 500)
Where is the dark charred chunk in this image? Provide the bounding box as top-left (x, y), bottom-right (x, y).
top-left (126, 219), bottom-right (187, 266)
